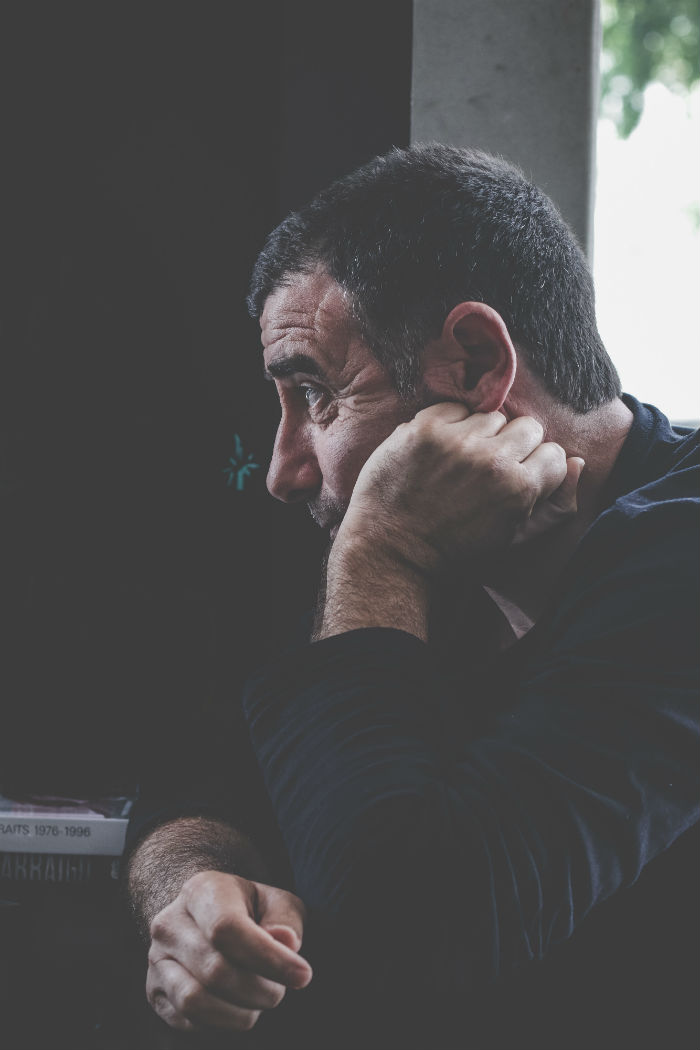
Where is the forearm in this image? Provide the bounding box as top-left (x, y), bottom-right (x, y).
top-left (244, 585), bottom-right (699, 986)
top-left (315, 539), bottom-right (430, 642)
top-left (126, 816), bottom-right (271, 941)
top-left (243, 629), bottom-right (482, 1047)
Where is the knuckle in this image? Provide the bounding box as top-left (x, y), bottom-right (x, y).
top-left (149, 911), bottom-right (169, 943)
top-left (150, 994), bottom-right (170, 1021)
top-left (501, 471), bottom-right (534, 514)
top-left (182, 869), bottom-right (210, 898)
top-left (526, 416), bottom-right (544, 439)
top-left (200, 952), bottom-right (227, 989)
top-left (146, 984), bottom-right (160, 1010)
top-left (520, 479), bottom-right (539, 511)
top-left (210, 911), bottom-right (241, 951)
top-left (404, 418), bottom-right (426, 446)
top-left (177, 979), bottom-right (204, 1019)
top-left (289, 891), bottom-right (307, 923)
top-left (481, 454), bottom-right (509, 483)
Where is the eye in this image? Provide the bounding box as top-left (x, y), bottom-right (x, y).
top-left (300, 384), bottom-right (326, 409)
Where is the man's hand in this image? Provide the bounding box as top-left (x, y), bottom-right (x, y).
top-left (316, 405), bottom-right (579, 641)
top-left (146, 870), bottom-right (312, 1033)
top-left (340, 404), bottom-right (574, 570)
top-left (336, 404), bottom-right (573, 574)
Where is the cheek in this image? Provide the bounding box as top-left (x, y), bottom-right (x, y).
top-left (320, 427), bottom-right (373, 495)
top-left (329, 420), bottom-right (397, 491)
top-left (324, 439), bottom-right (365, 493)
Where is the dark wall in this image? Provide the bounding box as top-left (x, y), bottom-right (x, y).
top-left (0, 4), bottom-right (412, 795)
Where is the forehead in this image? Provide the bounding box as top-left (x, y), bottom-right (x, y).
top-left (260, 271), bottom-right (362, 372)
top-left (261, 270), bottom-right (351, 332)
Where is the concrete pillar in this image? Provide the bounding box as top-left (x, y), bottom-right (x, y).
top-left (411, 0), bottom-right (600, 257)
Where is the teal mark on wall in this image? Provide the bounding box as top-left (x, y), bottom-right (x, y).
top-left (222, 434), bottom-right (260, 491)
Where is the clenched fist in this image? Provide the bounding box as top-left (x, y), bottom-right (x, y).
top-left (146, 870), bottom-right (312, 1033)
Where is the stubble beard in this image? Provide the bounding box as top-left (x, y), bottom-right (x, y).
top-left (307, 495), bottom-right (347, 535)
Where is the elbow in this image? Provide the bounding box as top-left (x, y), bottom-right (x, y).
top-left (290, 788), bottom-right (484, 949)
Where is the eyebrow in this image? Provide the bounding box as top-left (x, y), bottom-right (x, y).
top-left (263, 352), bottom-right (328, 382)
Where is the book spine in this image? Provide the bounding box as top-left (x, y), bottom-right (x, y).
top-left (0, 816), bottom-right (129, 856)
top-left (0, 852), bottom-right (119, 884)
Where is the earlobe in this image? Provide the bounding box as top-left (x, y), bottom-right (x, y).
top-left (422, 302), bottom-right (516, 413)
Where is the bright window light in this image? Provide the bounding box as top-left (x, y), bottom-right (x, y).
top-left (594, 27), bottom-right (699, 425)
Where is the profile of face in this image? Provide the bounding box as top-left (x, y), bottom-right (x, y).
top-left (261, 271), bottom-right (415, 537)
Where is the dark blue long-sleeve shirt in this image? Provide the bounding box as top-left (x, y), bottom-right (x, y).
top-left (242, 397), bottom-right (699, 1049)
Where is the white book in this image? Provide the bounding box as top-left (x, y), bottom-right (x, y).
top-left (0, 852), bottom-right (118, 884)
top-left (0, 794), bottom-right (135, 856)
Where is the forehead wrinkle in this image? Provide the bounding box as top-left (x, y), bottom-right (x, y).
top-left (310, 285), bottom-right (366, 384)
top-left (261, 273), bottom-right (365, 386)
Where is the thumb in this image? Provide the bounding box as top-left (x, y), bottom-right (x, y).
top-left (267, 925), bottom-right (302, 951)
top-left (256, 885), bottom-right (306, 954)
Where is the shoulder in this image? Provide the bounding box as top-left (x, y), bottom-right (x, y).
top-left (543, 423), bottom-right (698, 658)
top-left (581, 409), bottom-right (698, 562)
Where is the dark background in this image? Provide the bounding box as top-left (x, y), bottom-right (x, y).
top-left (1, 2), bottom-right (412, 796)
top-left (0, 5), bottom-right (411, 1046)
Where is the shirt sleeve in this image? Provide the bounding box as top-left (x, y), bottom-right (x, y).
top-left (242, 499), bottom-right (699, 1047)
top-left (124, 611), bottom-right (316, 877)
top-left (123, 702), bottom-right (291, 886)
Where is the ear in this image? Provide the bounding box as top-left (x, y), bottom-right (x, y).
top-left (421, 302), bottom-right (517, 413)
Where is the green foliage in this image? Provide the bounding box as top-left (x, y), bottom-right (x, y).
top-left (601, 0), bottom-right (700, 136)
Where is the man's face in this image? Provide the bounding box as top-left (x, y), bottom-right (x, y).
top-left (261, 271), bottom-right (415, 538)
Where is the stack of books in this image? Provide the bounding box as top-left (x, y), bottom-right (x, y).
top-left (0, 792), bottom-right (136, 888)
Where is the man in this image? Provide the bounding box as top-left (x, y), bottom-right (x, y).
top-left (127, 145), bottom-right (699, 1049)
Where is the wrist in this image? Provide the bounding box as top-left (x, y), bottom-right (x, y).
top-left (329, 535), bottom-right (429, 588)
top-left (334, 508), bottom-right (441, 579)
top-left (317, 536), bottom-right (431, 642)
top-left (126, 817), bottom-right (269, 941)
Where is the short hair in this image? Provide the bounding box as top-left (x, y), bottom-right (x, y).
top-left (247, 144), bottom-right (621, 412)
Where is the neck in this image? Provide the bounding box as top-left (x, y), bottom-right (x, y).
top-left (481, 396), bottom-right (634, 627)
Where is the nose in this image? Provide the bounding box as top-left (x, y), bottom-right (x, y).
top-left (266, 414), bottom-right (322, 504)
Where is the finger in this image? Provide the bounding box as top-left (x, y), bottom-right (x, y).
top-left (520, 441), bottom-right (568, 503)
top-left (491, 416), bottom-right (545, 461)
top-left (150, 914), bottom-right (287, 1010)
top-left (185, 880), bottom-right (311, 988)
top-left (147, 959), bottom-right (195, 1032)
top-left (546, 456), bottom-right (585, 513)
top-left (266, 925), bottom-right (302, 951)
top-left (257, 884), bottom-right (306, 952)
top-left (413, 401), bottom-right (470, 425)
top-left (146, 960), bottom-right (198, 1033)
top-left (148, 957), bottom-right (262, 1033)
top-left (458, 410), bottom-right (508, 437)
top-left (214, 967), bottom-right (288, 1011)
